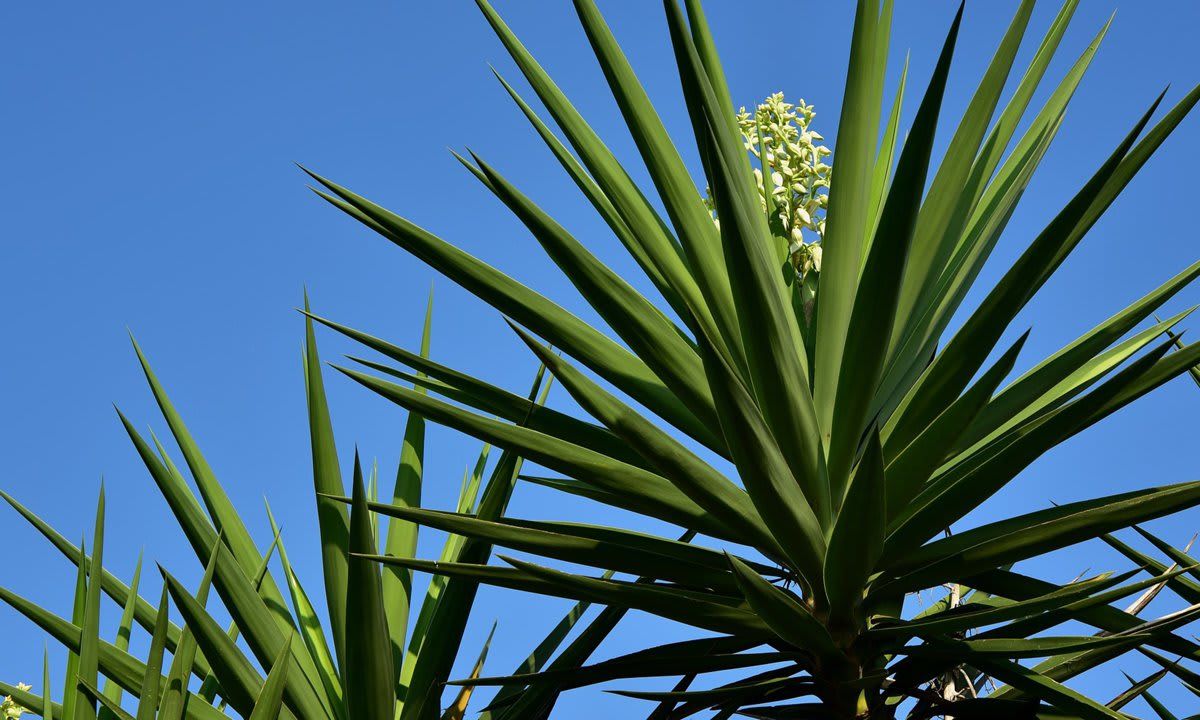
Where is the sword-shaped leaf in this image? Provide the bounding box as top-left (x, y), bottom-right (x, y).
top-left (511, 325), bottom-right (779, 558)
top-left (880, 479), bottom-right (1200, 594)
top-left (466, 152), bottom-right (723, 447)
top-left (727, 554), bottom-right (840, 663)
top-left (813, 0), bottom-right (888, 437)
top-left (0, 586), bottom-right (226, 720)
top-left (157, 536), bottom-right (221, 720)
top-left (572, 0), bottom-right (742, 367)
top-left (249, 638), bottom-right (293, 720)
top-left (380, 289), bottom-right (431, 694)
top-left (440, 622), bottom-right (495, 720)
top-left (308, 310), bottom-right (652, 467)
top-left (265, 501), bottom-right (344, 716)
top-left (302, 300), bottom-right (351, 670)
top-left (825, 430), bottom-right (886, 623)
top-left (305, 171), bottom-right (712, 447)
top-left (344, 455), bottom-right (395, 719)
top-left (161, 571), bottom-right (274, 719)
top-left (118, 414), bottom-right (327, 720)
top-left (77, 680), bottom-right (135, 720)
top-left (100, 551), bottom-right (143, 716)
top-left (133, 587), bottom-right (170, 720)
top-left (337, 366), bottom-right (742, 544)
top-left (667, 0), bottom-right (825, 525)
top-left (826, 3), bottom-right (960, 499)
top-left (397, 371), bottom-right (549, 720)
top-left (131, 337), bottom-right (298, 642)
top-left (885, 92), bottom-right (1168, 451)
top-left (76, 486), bottom-right (105, 720)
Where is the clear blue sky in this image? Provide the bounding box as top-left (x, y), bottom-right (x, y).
top-left (3, 1), bottom-right (1200, 715)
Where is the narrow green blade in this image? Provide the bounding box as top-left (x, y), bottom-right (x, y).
top-left (249, 635), bottom-right (293, 720)
top-left (134, 587), bottom-right (171, 720)
top-left (380, 289), bottom-right (432, 692)
top-left (302, 298), bottom-right (351, 669)
top-left (344, 455), bottom-right (395, 719)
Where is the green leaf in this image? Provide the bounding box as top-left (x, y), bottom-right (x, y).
top-left (905, 634), bottom-right (1146, 660)
top-left (478, 577), bottom-right (610, 719)
top-left (666, 0), bottom-right (826, 524)
top-left (77, 680), bottom-right (135, 720)
top-left (826, 3), bottom-right (961, 501)
top-left (76, 486), bottom-right (105, 720)
top-left (0, 491), bottom-right (197, 671)
top-left (510, 325), bottom-right (780, 559)
top-left (44, 648), bottom-right (55, 720)
top-left (307, 310), bottom-right (653, 468)
top-left (607, 674), bottom-right (804, 705)
top-left (0, 665), bottom-right (64, 720)
top-left (488, 601), bottom-right (630, 720)
top-left (380, 288), bottom-right (431, 694)
top-left (440, 622), bottom-right (496, 720)
top-left (969, 656), bottom-right (1124, 719)
top-left (0, 586), bottom-right (227, 720)
top-left (875, 570), bottom-right (1134, 640)
top-left (490, 70), bottom-right (687, 320)
top-left (304, 170), bottom-right (711, 450)
top-left (824, 429), bottom-right (886, 624)
top-left (955, 261), bottom-right (1200, 455)
top-left (455, 646), bottom-right (785, 692)
top-left (133, 587), bottom-right (171, 720)
top-left (726, 554), bottom-right (840, 665)
top-left (265, 501), bottom-right (345, 717)
top-left (1162, 323), bottom-right (1200, 388)
top-left (878, 4), bottom-right (1101, 404)
top-left (344, 454), bottom-right (395, 719)
top-left (813, 0), bottom-right (889, 435)
top-left (886, 334), bottom-right (1181, 555)
top-left (465, 152), bottom-right (724, 452)
top-left (160, 570), bottom-right (269, 719)
top-left (572, 0), bottom-right (744, 370)
top-left (131, 337), bottom-right (299, 643)
top-left (337, 365), bottom-right (740, 543)
top-left (472, 0), bottom-right (733, 367)
top-left (396, 444), bottom-right (489, 710)
top-left (249, 638), bottom-right (293, 720)
top-left (375, 553), bottom-right (764, 640)
top-left (1142, 688), bottom-right (1181, 720)
top-left (881, 478), bottom-right (1200, 594)
top-left (100, 551), bottom-right (143, 715)
top-left (398, 369), bottom-right (548, 720)
top-left (883, 331), bottom-right (1027, 519)
top-left (118, 414), bottom-right (327, 720)
top-left (865, 54), bottom-right (908, 243)
top-left (891, 0), bottom-right (1034, 336)
top-left (964, 569), bottom-right (1200, 660)
top-left (695, 335), bottom-right (826, 594)
top-left (336, 495), bottom-right (755, 593)
top-left (1108, 670), bottom-right (1167, 710)
top-left (950, 304), bottom-right (1195, 460)
top-left (158, 536), bottom-right (221, 720)
top-left (61, 535), bottom-right (87, 720)
top-left (302, 297), bottom-right (351, 669)
top-left (892, 82), bottom-right (1200, 451)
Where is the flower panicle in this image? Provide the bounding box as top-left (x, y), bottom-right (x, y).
top-left (704, 92), bottom-right (831, 278)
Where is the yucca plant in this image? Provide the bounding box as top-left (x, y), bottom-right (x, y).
top-left (284, 0), bottom-right (1200, 716)
top-left (0, 294), bottom-right (627, 718)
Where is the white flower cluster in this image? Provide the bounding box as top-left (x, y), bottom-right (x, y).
top-left (1, 685), bottom-right (29, 719)
top-left (705, 92), bottom-right (831, 278)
